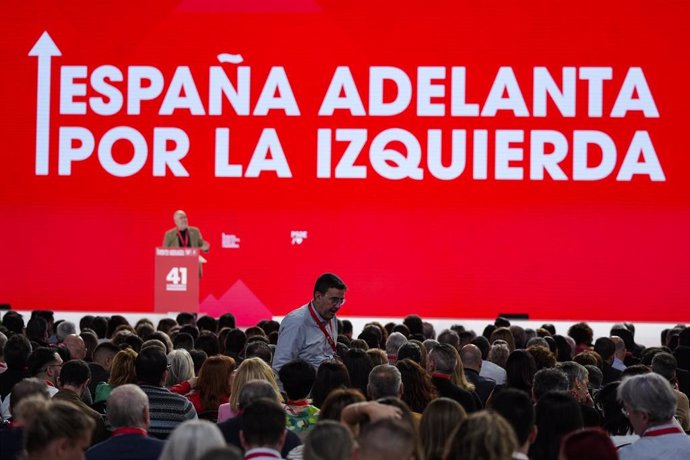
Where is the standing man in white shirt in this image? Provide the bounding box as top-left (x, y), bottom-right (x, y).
top-left (273, 273), bottom-right (346, 373)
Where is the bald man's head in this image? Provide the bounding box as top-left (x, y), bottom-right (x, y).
top-left (460, 344), bottom-right (482, 371)
top-left (63, 334), bottom-right (86, 360)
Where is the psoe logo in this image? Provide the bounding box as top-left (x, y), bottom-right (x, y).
top-left (291, 230), bottom-right (308, 245)
top-left (222, 233), bottom-right (241, 249)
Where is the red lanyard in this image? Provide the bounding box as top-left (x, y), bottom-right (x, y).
top-left (642, 426), bottom-right (684, 437)
top-left (177, 230), bottom-right (189, 247)
top-left (308, 303), bottom-right (337, 352)
top-left (287, 399), bottom-right (309, 406)
top-left (432, 372), bottom-right (452, 381)
top-left (113, 427), bottom-right (147, 437)
top-left (245, 451), bottom-right (281, 459)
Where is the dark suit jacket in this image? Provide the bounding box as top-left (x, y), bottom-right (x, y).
top-left (431, 376), bottom-right (479, 413)
top-left (218, 414), bottom-right (301, 458)
top-left (86, 433), bottom-right (164, 460)
top-left (464, 369), bottom-right (495, 407)
top-left (0, 427), bottom-right (23, 460)
top-left (601, 362), bottom-right (622, 385)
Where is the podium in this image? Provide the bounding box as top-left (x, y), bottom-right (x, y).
top-left (154, 247), bottom-right (199, 313)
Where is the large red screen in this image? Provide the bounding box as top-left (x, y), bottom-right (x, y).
top-left (2, 0), bottom-right (688, 322)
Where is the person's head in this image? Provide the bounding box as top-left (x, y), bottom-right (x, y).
top-left (559, 428), bottom-right (617, 460)
top-left (279, 358), bottom-right (316, 401)
top-left (358, 418), bottom-right (416, 460)
top-left (510, 325), bottom-right (527, 350)
top-left (488, 341), bottom-right (510, 368)
top-left (197, 355), bottom-right (236, 411)
top-left (386, 332), bottom-right (408, 361)
top-left (240, 398), bottom-right (287, 451)
top-left (490, 327), bottom-right (516, 352)
top-left (368, 364), bottom-right (402, 400)
top-left (312, 273), bottom-right (347, 320)
top-left (437, 329), bottom-right (460, 349)
top-left (396, 358), bottom-right (437, 413)
top-left (397, 342), bottom-right (422, 365)
top-left (56, 322), bottom-right (76, 342)
top-left (159, 419), bottom-right (226, 460)
top-left (244, 340), bottom-right (272, 364)
top-left (617, 372), bottom-right (677, 434)
top-left (58, 360), bottom-right (90, 392)
top-left (487, 388), bottom-right (536, 453)
top-left (195, 332), bottom-right (220, 358)
top-left (230, 357), bottom-right (281, 411)
top-left (444, 411), bottom-right (517, 460)
top-left (593, 337), bottom-right (615, 365)
top-left (92, 342), bottom-right (119, 370)
top-left (530, 392), bottom-right (583, 460)
top-left (26, 317), bottom-right (49, 344)
top-left (172, 332), bottom-right (194, 351)
top-left (303, 420), bottom-right (353, 460)
top-left (10, 378), bottom-right (50, 420)
top-left (319, 387), bottom-right (366, 421)
top-left (21, 397), bottom-right (94, 460)
top-left (532, 368), bottom-right (569, 401)
top-left (173, 209), bottom-right (189, 231)
top-left (403, 315), bottom-right (424, 336)
top-left (526, 345), bottom-right (557, 370)
top-left (108, 348), bottom-right (138, 387)
top-left (556, 361), bottom-right (589, 404)
top-left (609, 335), bottom-right (626, 360)
top-left (218, 313), bottom-right (236, 331)
top-left (505, 350), bottom-right (537, 393)
top-left (595, 381), bottom-right (631, 436)
top-left (135, 346), bottom-right (168, 386)
top-left (567, 322), bottom-right (593, 347)
top-left (343, 348), bottom-right (374, 396)
top-left (224, 328), bottom-right (246, 355)
top-left (460, 344), bottom-right (483, 372)
top-left (420, 397), bottom-right (467, 460)
top-left (427, 343), bottom-right (456, 374)
top-left (62, 334), bottom-right (86, 360)
top-left (165, 348), bottom-right (195, 386)
top-left (2, 311), bottom-right (25, 334)
top-left (651, 352), bottom-right (678, 382)
top-left (196, 315), bottom-right (218, 334)
top-left (107, 384), bottom-right (149, 429)
top-left (28, 347), bottom-right (63, 385)
top-left (470, 335), bottom-right (490, 360)
top-left (311, 360), bottom-right (351, 408)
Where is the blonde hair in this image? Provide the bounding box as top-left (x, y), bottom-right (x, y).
top-left (449, 346), bottom-right (475, 392)
top-left (229, 357), bottom-right (281, 411)
top-left (109, 348), bottom-right (138, 387)
top-left (21, 397), bottom-right (95, 455)
top-left (444, 411), bottom-right (516, 460)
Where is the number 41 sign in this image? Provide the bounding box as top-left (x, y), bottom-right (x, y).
top-left (154, 247), bottom-right (200, 313)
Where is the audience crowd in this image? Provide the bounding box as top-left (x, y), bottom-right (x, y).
top-left (0, 309), bottom-right (689, 459)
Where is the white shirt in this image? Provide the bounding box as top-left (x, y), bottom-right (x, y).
top-left (272, 303), bottom-right (337, 374)
top-left (480, 360), bottom-right (507, 385)
top-left (618, 421), bottom-right (690, 460)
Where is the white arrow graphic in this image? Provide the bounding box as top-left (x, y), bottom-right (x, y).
top-left (28, 31), bottom-right (61, 175)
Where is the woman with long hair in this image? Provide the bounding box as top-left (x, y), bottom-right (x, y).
top-left (185, 355), bottom-right (236, 419)
top-left (217, 357), bottom-right (282, 422)
top-left (420, 398), bottom-right (467, 460)
top-left (311, 360), bottom-right (351, 409)
top-left (529, 391), bottom-right (584, 460)
top-left (444, 411), bottom-right (516, 460)
top-left (94, 348), bottom-right (137, 404)
top-left (396, 358), bottom-right (438, 413)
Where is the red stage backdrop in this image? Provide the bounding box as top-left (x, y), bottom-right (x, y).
top-left (1, 0), bottom-right (688, 322)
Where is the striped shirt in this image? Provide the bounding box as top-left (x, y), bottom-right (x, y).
top-left (139, 384), bottom-right (197, 439)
